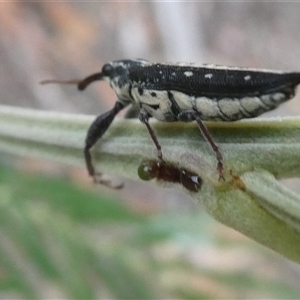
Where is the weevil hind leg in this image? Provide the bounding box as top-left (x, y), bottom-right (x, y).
top-left (195, 115), bottom-right (225, 181)
top-left (138, 109), bottom-right (164, 161)
top-left (178, 110), bottom-right (225, 181)
top-left (84, 101), bottom-right (126, 181)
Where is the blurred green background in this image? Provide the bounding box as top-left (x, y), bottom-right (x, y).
top-left (1, 2), bottom-right (300, 299)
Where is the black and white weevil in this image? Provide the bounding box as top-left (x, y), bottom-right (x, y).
top-left (41, 59), bottom-right (300, 181)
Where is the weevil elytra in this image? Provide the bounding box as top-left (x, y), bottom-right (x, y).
top-left (138, 159), bottom-right (202, 192)
top-left (41, 59), bottom-right (300, 182)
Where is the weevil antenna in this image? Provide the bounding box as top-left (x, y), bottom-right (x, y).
top-left (40, 72), bottom-right (103, 91)
top-left (76, 72), bottom-right (103, 90)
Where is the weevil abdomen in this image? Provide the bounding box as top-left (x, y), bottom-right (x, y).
top-left (131, 87), bottom-right (295, 122)
top-left (193, 90), bottom-right (292, 121)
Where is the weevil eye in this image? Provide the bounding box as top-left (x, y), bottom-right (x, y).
top-left (102, 64), bottom-right (113, 77)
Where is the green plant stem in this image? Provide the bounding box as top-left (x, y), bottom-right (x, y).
top-left (0, 105), bottom-right (300, 263)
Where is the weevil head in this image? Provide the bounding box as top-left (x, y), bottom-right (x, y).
top-left (76, 59), bottom-right (150, 101)
top-left (102, 59), bottom-right (150, 80)
top-left (40, 59), bottom-right (150, 98)
top-left (101, 59), bottom-right (150, 101)
top-left (76, 61), bottom-right (131, 91)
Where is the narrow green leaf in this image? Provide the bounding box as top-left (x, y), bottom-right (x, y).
top-left (1, 105), bottom-right (300, 262)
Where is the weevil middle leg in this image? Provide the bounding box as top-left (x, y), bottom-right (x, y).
top-left (138, 108), bottom-right (164, 161)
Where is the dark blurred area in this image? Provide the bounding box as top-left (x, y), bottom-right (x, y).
top-left (1, 2), bottom-right (300, 299)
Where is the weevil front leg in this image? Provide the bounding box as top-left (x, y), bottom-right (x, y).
top-left (85, 101), bottom-right (126, 183)
top-left (138, 108), bottom-right (164, 161)
top-left (178, 110), bottom-right (225, 181)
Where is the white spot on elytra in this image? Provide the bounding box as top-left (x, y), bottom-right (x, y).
top-left (184, 71), bottom-right (194, 77)
top-left (244, 75), bottom-right (251, 81)
top-left (205, 73), bottom-right (213, 79)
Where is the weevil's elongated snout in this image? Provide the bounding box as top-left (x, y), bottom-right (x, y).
top-left (76, 72), bottom-right (103, 90)
top-left (40, 72), bottom-right (104, 91)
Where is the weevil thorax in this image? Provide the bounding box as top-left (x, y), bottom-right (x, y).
top-left (102, 59), bottom-right (151, 104)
